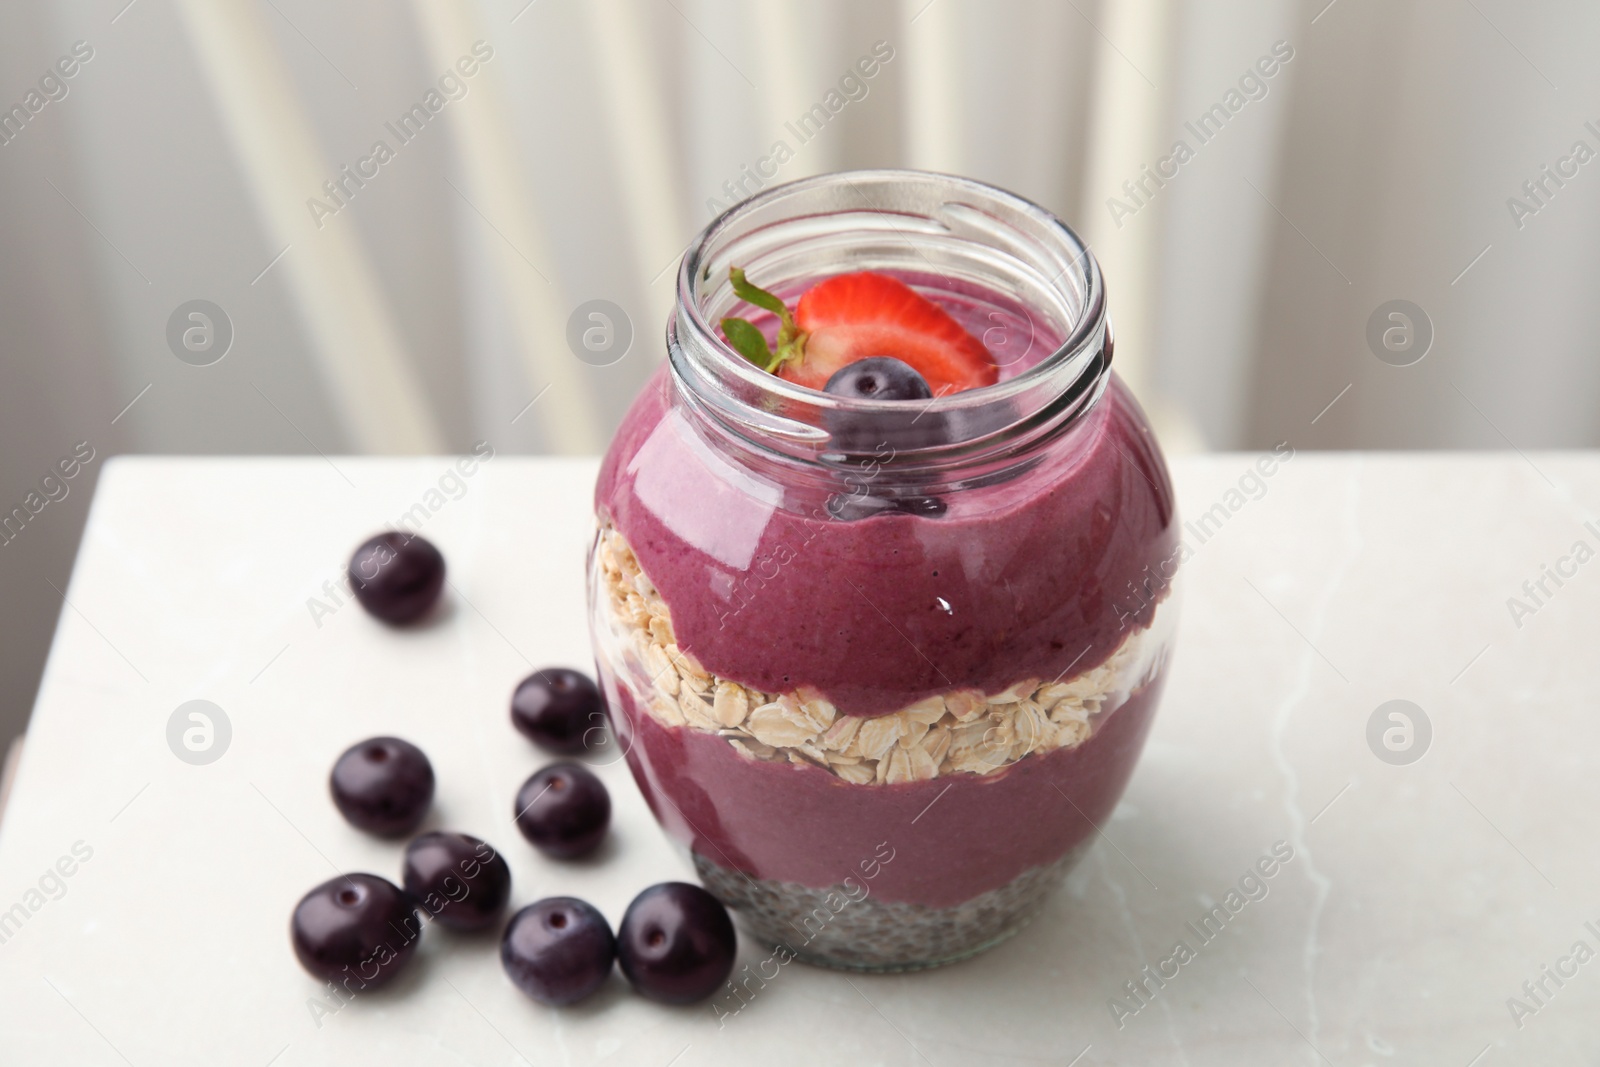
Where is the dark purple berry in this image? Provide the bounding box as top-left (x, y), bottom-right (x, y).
top-left (402, 832), bottom-right (511, 932)
top-left (511, 669), bottom-right (605, 755)
top-left (513, 763), bottom-right (610, 860)
top-left (290, 873), bottom-right (421, 989)
top-left (501, 897), bottom-right (615, 1006)
top-left (616, 882), bottom-right (736, 1004)
top-left (821, 358), bottom-right (952, 502)
top-left (348, 532), bottom-right (445, 625)
top-left (823, 357), bottom-right (933, 401)
top-left (330, 737), bottom-right (434, 837)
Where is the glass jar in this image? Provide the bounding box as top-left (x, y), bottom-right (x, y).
top-left (589, 170), bottom-right (1178, 971)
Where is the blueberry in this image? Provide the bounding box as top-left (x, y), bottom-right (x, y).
top-left (290, 873), bottom-right (421, 989)
top-left (513, 763), bottom-right (610, 859)
top-left (511, 669), bottom-right (605, 755)
top-left (330, 737), bottom-right (435, 837)
top-left (501, 897), bottom-right (616, 1006)
top-left (402, 832), bottom-right (512, 932)
top-left (820, 357), bottom-right (953, 491)
top-left (616, 882), bottom-right (736, 1004)
top-left (348, 532), bottom-right (445, 625)
top-left (823, 357), bottom-right (933, 401)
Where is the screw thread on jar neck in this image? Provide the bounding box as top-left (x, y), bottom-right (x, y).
top-left (667, 169), bottom-right (1111, 487)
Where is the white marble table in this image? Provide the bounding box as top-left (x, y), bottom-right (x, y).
top-left (1, 453), bottom-right (1597, 1066)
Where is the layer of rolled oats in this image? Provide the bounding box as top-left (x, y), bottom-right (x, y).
top-left (595, 525), bottom-right (1166, 783)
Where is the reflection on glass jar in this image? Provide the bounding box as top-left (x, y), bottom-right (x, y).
top-left (589, 170), bottom-right (1179, 971)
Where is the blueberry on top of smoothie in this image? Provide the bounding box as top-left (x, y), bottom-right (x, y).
top-left (823, 357), bottom-right (933, 401)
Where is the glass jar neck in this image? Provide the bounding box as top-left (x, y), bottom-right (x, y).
top-left (666, 169), bottom-right (1110, 490)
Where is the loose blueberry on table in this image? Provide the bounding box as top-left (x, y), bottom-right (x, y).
top-left (501, 897), bottom-right (617, 1006)
top-left (616, 882), bottom-right (737, 1004)
top-left (402, 831), bottom-right (512, 932)
top-left (291, 873), bottom-right (421, 988)
top-left (511, 667), bottom-right (606, 755)
top-left (347, 531), bottom-right (446, 624)
top-left (513, 762), bottom-right (611, 859)
top-left (330, 736), bottom-right (435, 837)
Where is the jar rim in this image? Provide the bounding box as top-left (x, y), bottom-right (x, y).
top-left (669, 168), bottom-right (1110, 469)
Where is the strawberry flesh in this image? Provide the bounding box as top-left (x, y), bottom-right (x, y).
top-left (720, 269), bottom-right (998, 394)
top-left (785, 272), bottom-right (997, 393)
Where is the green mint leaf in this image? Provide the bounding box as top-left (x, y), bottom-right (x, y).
top-left (720, 316), bottom-right (774, 369)
top-left (729, 266), bottom-right (789, 318)
top-left (725, 266), bottom-right (808, 372)
top-left (729, 265), bottom-right (804, 352)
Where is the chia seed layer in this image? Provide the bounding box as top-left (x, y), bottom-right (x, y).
top-left (694, 841), bottom-right (1092, 971)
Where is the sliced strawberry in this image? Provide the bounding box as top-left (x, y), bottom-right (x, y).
top-left (718, 269), bottom-right (997, 394)
top-left (788, 272), bottom-right (997, 393)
